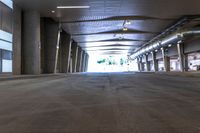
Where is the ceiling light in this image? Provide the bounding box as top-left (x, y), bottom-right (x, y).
top-left (168, 44), bottom-right (172, 47)
top-left (51, 10), bottom-right (55, 13)
top-left (155, 49), bottom-right (158, 52)
top-left (57, 6), bottom-right (90, 9)
top-left (126, 20), bottom-right (131, 25)
top-left (123, 27), bottom-right (128, 31)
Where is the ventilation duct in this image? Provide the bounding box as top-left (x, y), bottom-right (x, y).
top-left (131, 27), bottom-right (200, 59)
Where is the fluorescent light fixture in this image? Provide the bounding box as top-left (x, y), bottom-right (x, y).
top-left (57, 6), bottom-right (90, 9)
top-left (123, 27), bottom-right (128, 31)
top-left (125, 20), bottom-right (131, 25)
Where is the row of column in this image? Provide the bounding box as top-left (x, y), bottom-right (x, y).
top-left (137, 42), bottom-right (188, 72)
top-left (71, 42), bottom-right (89, 73)
top-left (20, 11), bottom-right (89, 75)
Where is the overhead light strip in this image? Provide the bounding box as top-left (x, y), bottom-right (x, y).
top-left (57, 6), bottom-right (90, 9)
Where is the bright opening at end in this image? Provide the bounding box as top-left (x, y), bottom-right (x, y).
top-left (88, 54), bottom-right (138, 72)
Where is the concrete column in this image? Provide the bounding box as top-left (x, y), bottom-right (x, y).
top-left (83, 53), bottom-right (88, 72)
top-left (76, 47), bottom-right (83, 72)
top-left (161, 48), bottom-right (170, 72)
top-left (141, 63), bottom-right (145, 71)
top-left (69, 58), bottom-right (73, 73)
top-left (152, 52), bottom-right (158, 72)
top-left (41, 18), bottom-right (59, 74)
top-left (71, 42), bottom-right (78, 73)
top-left (13, 5), bottom-right (22, 75)
top-left (84, 54), bottom-right (89, 72)
top-left (137, 58), bottom-right (141, 72)
top-left (22, 11), bottom-right (40, 74)
top-left (139, 57), bottom-right (145, 71)
top-left (137, 57), bottom-right (145, 72)
top-left (81, 51), bottom-right (86, 72)
top-left (58, 32), bottom-right (72, 73)
top-left (145, 55), bottom-right (151, 71)
top-left (185, 54), bottom-right (189, 72)
top-left (177, 43), bottom-right (188, 72)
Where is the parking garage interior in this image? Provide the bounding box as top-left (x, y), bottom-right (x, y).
top-left (0, 0), bottom-right (200, 132)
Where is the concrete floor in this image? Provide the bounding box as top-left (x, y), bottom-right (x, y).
top-left (0, 72), bottom-right (200, 133)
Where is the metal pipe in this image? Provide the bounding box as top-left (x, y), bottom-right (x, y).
top-left (131, 28), bottom-right (200, 59)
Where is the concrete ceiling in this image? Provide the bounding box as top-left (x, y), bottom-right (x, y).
top-left (14, 0), bottom-right (200, 55)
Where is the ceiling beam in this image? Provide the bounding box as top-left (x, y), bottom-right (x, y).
top-left (78, 39), bottom-right (149, 43)
top-left (72, 29), bottom-right (158, 36)
top-left (59, 16), bottom-right (174, 23)
top-left (81, 44), bottom-right (138, 48)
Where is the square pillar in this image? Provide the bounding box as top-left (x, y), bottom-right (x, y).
top-left (84, 54), bottom-right (89, 72)
top-left (58, 32), bottom-right (72, 73)
top-left (185, 54), bottom-right (189, 72)
top-left (13, 5), bottom-right (22, 75)
top-left (152, 52), bottom-right (158, 72)
top-left (81, 51), bottom-right (86, 72)
top-left (161, 48), bottom-right (170, 72)
top-left (137, 57), bottom-right (144, 72)
top-left (177, 42), bottom-right (188, 72)
top-left (71, 42), bottom-right (78, 73)
top-left (145, 55), bottom-right (151, 71)
top-left (22, 11), bottom-right (41, 74)
top-left (141, 62), bottom-right (145, 71)
top-left (137, 57), bottom-right (141, 72)
top-left (41, 18), bottom-right (60, 74)
top-left (76, 47), bottom-right (83, 72)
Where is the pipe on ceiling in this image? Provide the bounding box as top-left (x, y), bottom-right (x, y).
top-left (131, 27), bottom-right (200, 59)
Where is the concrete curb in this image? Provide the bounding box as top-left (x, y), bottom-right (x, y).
top-left (0, 74), bottom-right (65, 81)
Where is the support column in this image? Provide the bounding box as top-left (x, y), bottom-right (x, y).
top-left (13, 5), bottom-right (22, 75)
top-left (140, 57), bottom-right (145, 71)
top-left (71, 42), bottom-right (78, 73)
top-left (41, 18), bottom-right (60, 74)
top-left (161, 48), bottom-right (170, 72)
top-left (185, 54), bottom-right (189, 72)
top-left (69, 58), bottom-right (73, 73)
top-left (84, 54), bottom-right (89, 72)
top-left (145, 55), bottom-right (151, 71)
top-left (152, 52), bottom-right (158, 72)
top-left (22, 11), bottom-right (40, 74)
top-left (58, 32), bottom-right (72, 73)
top-left (137, 57), bottom-right (141, 72)
top-left (76, 47), bottom-right (83, 72)
top-left (141, 62), bottom-right (145, 71)
top-left (81, 51), bottom-right (86, 72)
top-left (177, 42), bottom-right (188, 72)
